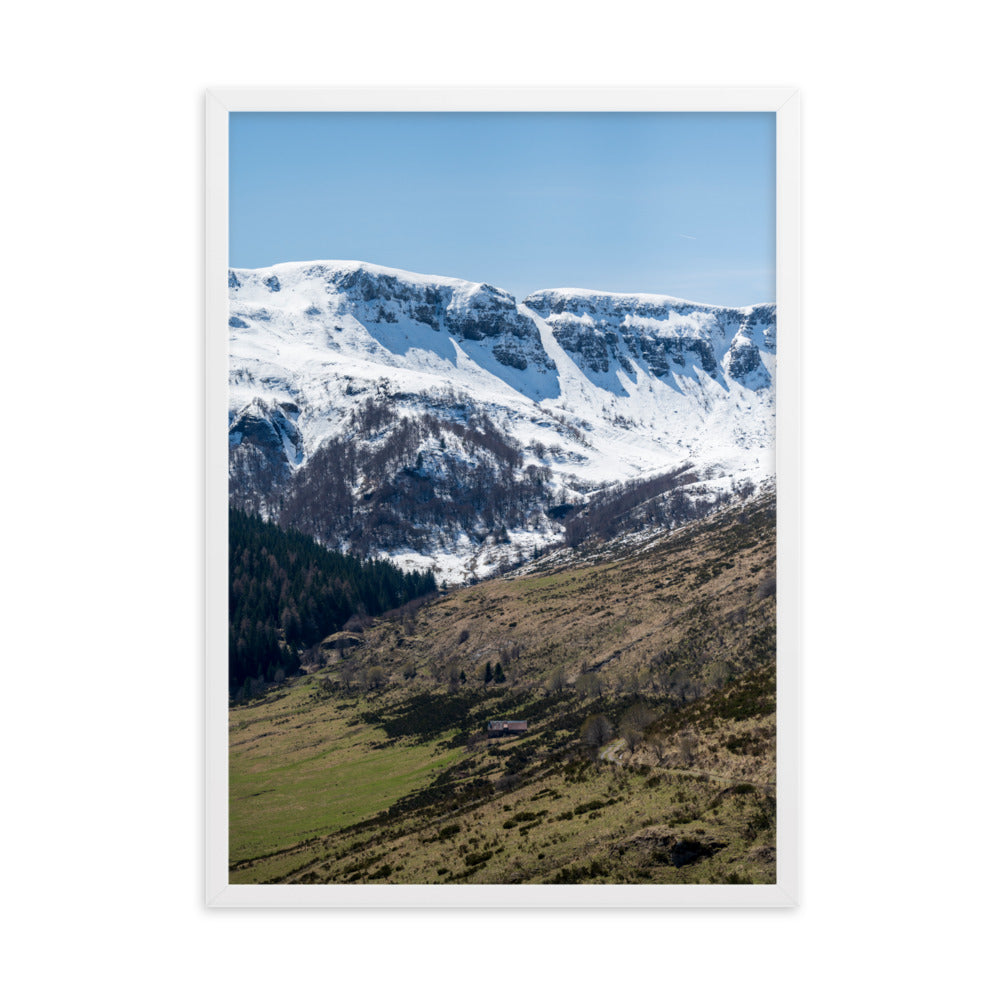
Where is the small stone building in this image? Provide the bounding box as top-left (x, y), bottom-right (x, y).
top-left (486, 720), bottom-right (528, 738)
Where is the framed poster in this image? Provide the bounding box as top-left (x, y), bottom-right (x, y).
top-left (206, 87), bottom-right (800, 907)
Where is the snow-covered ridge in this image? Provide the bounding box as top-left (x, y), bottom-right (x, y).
top-left (234, 258), bottom-right (491, 293)
top-left (524, 286), bottom-right (775, 314)
top-left (231, 259), bottom-right (554, 377)
top-left (228, 260), bottom-right (776, 582)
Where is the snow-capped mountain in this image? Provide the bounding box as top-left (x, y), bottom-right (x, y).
top-left (229, 260), bottom-right (775, 582)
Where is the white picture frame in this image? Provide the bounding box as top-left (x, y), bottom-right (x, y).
top-left (206, 86), bottom-right (801, 908)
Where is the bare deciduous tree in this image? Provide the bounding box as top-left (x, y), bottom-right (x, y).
top-left (678, 731), bottom-right (698, 766)
top-left (340, 660), bottom-right (360, 693)
top-left (616, 703), bottom-right (657, 751)
top-left (575, 672), bottom-right (602, 699)
top-left (581, 714), bottom-right (615, 749)
top-left (545, 665), bottom-right (567, 694)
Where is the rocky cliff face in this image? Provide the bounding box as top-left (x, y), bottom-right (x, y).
top-left (227, 398), bottom-right (303, 510)
top-left (524, 289), bottom-right (774, 389)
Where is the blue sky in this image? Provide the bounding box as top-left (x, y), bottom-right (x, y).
top-left (230, 112), bottom-right (775, 306)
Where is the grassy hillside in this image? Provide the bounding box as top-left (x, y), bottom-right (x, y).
top-left (229, 490), bottom-right (777, 884)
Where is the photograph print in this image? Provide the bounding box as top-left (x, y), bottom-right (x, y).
top-left (224, 107), bottom-right (782, 890)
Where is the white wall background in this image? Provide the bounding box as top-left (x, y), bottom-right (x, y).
top-left (4, 2), bottom-right (996, 997)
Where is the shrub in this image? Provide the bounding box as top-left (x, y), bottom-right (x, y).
top-left (547, 859), bottom-right (610, 883)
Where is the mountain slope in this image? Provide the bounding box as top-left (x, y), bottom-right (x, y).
top-left (229, 489), bottom-right (777, 885)
top-left (228, 260), bottom-right (776, 580)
